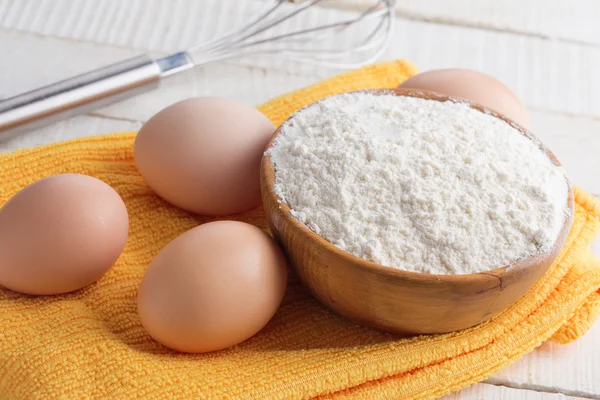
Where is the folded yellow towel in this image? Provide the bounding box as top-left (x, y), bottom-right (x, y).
top-left (1, 60), bottom-right (599, 400)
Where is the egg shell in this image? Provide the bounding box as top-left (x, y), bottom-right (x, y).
top-left (0, 174), bottom-right (129, 295)
top-left (137, 220), bottom-right (287, 353)
top-left (134, 97), bottom-right (275, 216)
top-left (398, 68), bottom-right (531, 129)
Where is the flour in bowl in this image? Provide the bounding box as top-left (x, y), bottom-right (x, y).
top-left (267, 92), bottom-right (568, 274)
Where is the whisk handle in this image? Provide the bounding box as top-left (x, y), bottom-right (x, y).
top-left (0, 52), bottom-right (194, 140)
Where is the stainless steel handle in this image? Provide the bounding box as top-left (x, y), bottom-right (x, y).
top-left (0, 52), bottom-right (194, 139)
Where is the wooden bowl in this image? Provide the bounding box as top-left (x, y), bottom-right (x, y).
top-left (260, 88), bottom-right (574, 335)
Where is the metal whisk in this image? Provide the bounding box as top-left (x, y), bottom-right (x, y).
top-left (0, 0), bottom-right (396, 138)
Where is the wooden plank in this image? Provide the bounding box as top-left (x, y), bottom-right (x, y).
top-left (328, 0), bottom-right (600, 46)
top-left (394, 0), bottom-right (600, 47)
top-left (442, 382), bottom-right (588, 400)
top-left (0, 29), bottom-right (139, 98)
top-left (1, 0), bottom-right (600, 118)
top-left (0, 114), bottom-right (141, 153)
top-left (0, 0), bottom-right (261, 51)
top-left (530, 110), bottom-right (600, 197)
top-left (6, 0), bottom-right (600, 48)
top-left (487, 322), bottom-right (600, 399)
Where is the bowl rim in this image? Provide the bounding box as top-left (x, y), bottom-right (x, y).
top-left (260, 87), bottom-right (575, 284)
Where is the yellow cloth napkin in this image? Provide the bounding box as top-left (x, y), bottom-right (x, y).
top-left (1, 60), bottom-right (600, 400)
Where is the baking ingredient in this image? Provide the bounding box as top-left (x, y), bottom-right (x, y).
top-left (134, 97), bottom-right (275, 216)
top-left (398, 68), bottom-right (531, 129)
top-left (0, 174), bottom-right (129, 295)
top-left (137, 220), bottom-right (287, 353)
top-left (267, 92), bottom-right (568, 274)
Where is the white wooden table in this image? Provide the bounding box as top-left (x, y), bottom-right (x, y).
top-left (1, 1), bottom-right (599, 398)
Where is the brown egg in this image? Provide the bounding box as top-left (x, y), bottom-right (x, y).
top-left (134, 97), bottom-right (275, 216)
top-left (0, 174), bottom-right (129, 295)
top-left (137, 221), bottom-right (287, 353)
top-left (398, 68), bottom-right (531, 129)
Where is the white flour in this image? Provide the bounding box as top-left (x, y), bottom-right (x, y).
top-left (267, 92), bottom-right (568, 274)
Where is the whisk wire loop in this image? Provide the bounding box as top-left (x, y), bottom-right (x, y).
top-left (188, 0), bottom-right (396, 69)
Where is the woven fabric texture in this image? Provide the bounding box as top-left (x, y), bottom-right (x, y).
top-left (1, 60), bottom-right (599, 400)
